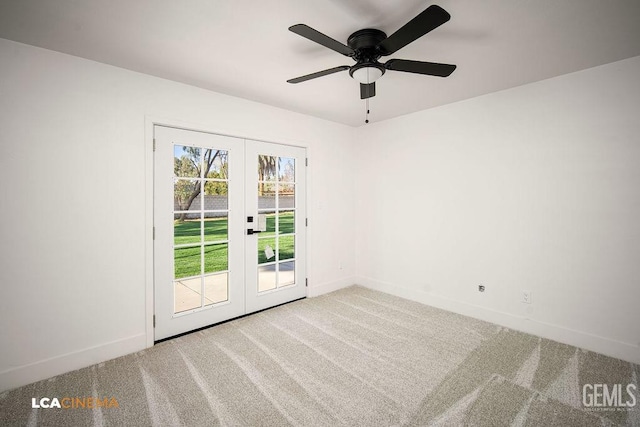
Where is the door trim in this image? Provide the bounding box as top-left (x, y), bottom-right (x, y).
top-left (144, 116), bottom-right (309, 348)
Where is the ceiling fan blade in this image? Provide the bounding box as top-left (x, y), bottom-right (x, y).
top-left (377, 5), bottom-right (451, 55)
top-left (385, 59), bottom-right (456, 77)
top-left (287, 65), bottom-right (350, 84)
top-left (360, 82), bottom-right (376, 99)
top-left (289, 24), bottom-right (355, 56)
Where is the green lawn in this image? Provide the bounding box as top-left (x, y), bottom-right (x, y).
top-left (257, 235), bottom-right (294, 264)
top-left (174, 244), bottom-right (228, 279)
top-left (174, 217), bottom-right (228, 245)
top-left (174, 212), bottom-right (295, 279)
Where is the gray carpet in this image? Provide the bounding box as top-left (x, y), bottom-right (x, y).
top-left (1, 285), bottom-right (638, 426)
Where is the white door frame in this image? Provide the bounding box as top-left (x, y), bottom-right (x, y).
top-left (144, 117), bottom-right (309, 347)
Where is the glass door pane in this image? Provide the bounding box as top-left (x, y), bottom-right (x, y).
top-left (256, 157), bottom-right (296, 292)
top-left (172, 146), bottom-right (230, 313)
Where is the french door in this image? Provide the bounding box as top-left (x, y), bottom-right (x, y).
top-left (154, 126), bottom-right (306, 340)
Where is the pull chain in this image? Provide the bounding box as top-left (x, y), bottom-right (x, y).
top-left (365, 98), bottom-right (370, 124)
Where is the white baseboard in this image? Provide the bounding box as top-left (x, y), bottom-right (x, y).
top-left (0, 276), bottom-right (355, 393)
top-left (3, 278), bottom-right (636, 393)
top-left (356, 276), bottom-right (640, 365)
top-left (0, 333), bottom-right (147, 393)
top-left (308, 276), bottom-right (357, 298)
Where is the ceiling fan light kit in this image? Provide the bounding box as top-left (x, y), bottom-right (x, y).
top-left (287, 4), bottom-right (457, 122)
top-left (349, 64), bottom-right (384, 84)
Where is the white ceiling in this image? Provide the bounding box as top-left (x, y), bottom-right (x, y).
top-left (1, 0), bottom-right (639, 127)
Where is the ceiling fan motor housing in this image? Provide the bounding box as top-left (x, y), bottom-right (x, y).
top-left (347, 28), bottom-right (387, 51)
top-left (347, 29), bottom-right (387, 79)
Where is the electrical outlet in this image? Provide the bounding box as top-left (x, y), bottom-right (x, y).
top-left (522, 290), bottom-right (532, 304)
top-left (478, 284), bottom-right (485, 292)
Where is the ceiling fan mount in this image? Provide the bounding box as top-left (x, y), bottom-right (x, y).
top-left (287, 4), bottom-right (457, 100)
top-left (347, 28), bottom-right (387, 54)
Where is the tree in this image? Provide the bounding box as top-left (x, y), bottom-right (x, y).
top-left (258, 155), bottom-right (277, 196)
top-left (278, 157), bottom-right (295, 184)
top-left (204, 162), bottom-right (228, 195)
top-left (174, 147), bottom-right (227, 221)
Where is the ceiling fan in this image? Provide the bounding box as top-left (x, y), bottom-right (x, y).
top-left (287, 4), bottom-right (457, 100)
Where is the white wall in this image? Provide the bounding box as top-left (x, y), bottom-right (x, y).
top-left (1, 36), bottom-right (638, 393)
top-left (355, 56), bottom-right (640, 364)
top-left (0, 38), bottom-right (357, 392)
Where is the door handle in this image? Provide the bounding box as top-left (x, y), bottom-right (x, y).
top-left (247, 229), bottom-right (263, 235)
